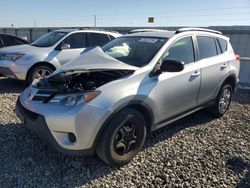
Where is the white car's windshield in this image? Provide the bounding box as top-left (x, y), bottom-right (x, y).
top-left (102, 37), bottom-right (167, 67)
top-left (31, 31), bottom-right (67, 47)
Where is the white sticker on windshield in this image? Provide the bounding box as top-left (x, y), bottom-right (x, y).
top-left (139, 38), bottom-right (158, 43)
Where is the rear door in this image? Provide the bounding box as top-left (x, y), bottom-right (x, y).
top-left (55, 32), bottom-right (87, 65)
top-left (156, 36), bottom-right (201, 123)
top-left (196, 35), bottom-right (229, 104)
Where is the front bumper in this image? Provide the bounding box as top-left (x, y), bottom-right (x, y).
top-left (15, 97), bottom-right (94, 156)
top-left (0, 60), bottom-right (28, 80)
top-left (0, 66), bottom-right (17, 79)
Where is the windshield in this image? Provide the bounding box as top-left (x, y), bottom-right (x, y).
top-left (31, 31), bottom-right (67, 47)
top-left (102, 37), bottom-right (167, 67)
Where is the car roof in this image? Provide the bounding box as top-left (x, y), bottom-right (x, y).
top-left (53, 28), bottom-right (120, 35)
top-left (124, 27), bottom-right (228, 39)
top-left (124, 31), bottom-right (176, 39)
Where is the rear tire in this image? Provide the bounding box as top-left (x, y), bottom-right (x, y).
top-left (26, 64), bottom-right (54, 85)
top-left (96, 108), bottom-right (147, 167)
top-left (209, 84), bottom-right (233, 118)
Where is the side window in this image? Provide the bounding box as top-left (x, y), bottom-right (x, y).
top-left (215, 39), bottom-right (222, 55)
top-left (217, 38), bottom-right (227, 53)
top-left (197, 36), bottom-right (217, 59)
top-left (62, 33), bottom-right (86, 49)
top-left (0, 37), bottom-right (3, 47)
top-left (90, 33), bottom-right (110, 47)
top-left (1, 35), bottom-right (24, 46)
top-left (162, 36), bottom-right (195, 64)
top-left (108, 35), bottom-right (115, 41)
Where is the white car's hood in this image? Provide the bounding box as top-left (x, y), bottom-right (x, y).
top-left (52, 47), bottom-right (139, 75)
top-left (0, 44), bottom-right (48, 54)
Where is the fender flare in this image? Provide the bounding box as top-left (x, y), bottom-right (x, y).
top-left (92, 100), bottom-right (155, 149)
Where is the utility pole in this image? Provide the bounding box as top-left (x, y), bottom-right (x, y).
top-left (94, 15), bottom-right (97, 27)
top-left (34, 19), bottom-right (36, 28)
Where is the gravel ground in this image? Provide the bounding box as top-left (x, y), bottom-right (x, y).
top-left (0, 77), bottom-right (249, 188)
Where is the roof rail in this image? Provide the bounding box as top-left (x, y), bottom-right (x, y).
top-left (78, 27), bottom-right (120, 33)
top-left (175, 28), bottom-right (222, 35)
top-left (128, 29), bottom-right (167, 34)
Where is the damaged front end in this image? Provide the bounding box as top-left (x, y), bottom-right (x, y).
top-left (29, 69), bottom-right (133, 106)
top-left (27, 47), bottom-right (138, 106)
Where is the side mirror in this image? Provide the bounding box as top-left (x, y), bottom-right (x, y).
top-left (61, 43), bottom-right (71, 50)
top-left (160, 59), bottom-right (184, 72)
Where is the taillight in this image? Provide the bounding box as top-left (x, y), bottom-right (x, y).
top-left (235, 54), bottom-right (240, 61)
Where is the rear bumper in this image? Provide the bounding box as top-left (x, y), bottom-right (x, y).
top-left (15, 97), bottom-right (94, 156)
top-left (235, 78), bottom-right (240, 92)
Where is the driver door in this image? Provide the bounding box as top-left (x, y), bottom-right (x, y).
top-left (156, 36), bottom-right (201, 124)
top-left (55, 33), bottom-right (87, 65)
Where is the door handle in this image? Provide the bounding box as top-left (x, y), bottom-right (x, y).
top-left (191, 71), bottom-right (200, 77)
top-left (221, 63), bottom-right (228, 69)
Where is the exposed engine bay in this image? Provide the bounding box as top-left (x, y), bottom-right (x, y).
top-left (35, 70), bottom-right (133, 94)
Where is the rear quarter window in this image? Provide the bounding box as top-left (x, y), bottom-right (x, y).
top-left (217, 38), bottom-right (228, 53)
top-left (215, 39), bottom-right (222, 55)
top-left (108, 35), bottom-right (116, 41)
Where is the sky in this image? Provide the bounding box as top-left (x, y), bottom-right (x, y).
top-left (0, 0), bottom-right (250, 28)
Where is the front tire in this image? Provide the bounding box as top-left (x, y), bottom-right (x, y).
top-left (209, 84), bottom-right (233, 118)
top-left (26, 64), bottom-right (54, 85)
top-left (96, 108), bottom-right (147, 167)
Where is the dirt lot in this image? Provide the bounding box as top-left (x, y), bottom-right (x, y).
top-left (0, 78), bottom-right (249, 188)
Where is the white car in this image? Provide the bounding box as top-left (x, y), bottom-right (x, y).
top-left (0, 29), bottom-right (121, 84)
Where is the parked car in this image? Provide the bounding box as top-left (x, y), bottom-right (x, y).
top-left (15, 28), bottom-right (240, 166)
top-left (0, 33), bottom-right (29, 48)
top-left (0, 29), bottom-right (121, 84)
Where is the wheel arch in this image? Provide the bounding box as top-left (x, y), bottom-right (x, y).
top-left (26, 61), bottom-right (57, 81)
top-left (125, 102), bottom-right (154, 133)
top-left (93, 100), bottom-right (154, 149)
top-left (221, 74), bottom-right (237, 93)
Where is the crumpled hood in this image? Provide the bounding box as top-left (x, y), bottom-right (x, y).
top-left (52, 47), bottom-right (139, 75)
top-left (0, 44), bottom-right (46, 54)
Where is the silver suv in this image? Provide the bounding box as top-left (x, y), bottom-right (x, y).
top-left (0, 29), bottom-right (121, 84)
top-left (15, 28), bottom-right (240, 166)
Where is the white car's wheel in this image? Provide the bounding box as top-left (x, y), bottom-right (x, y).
top-left (209, 84), bottom-right (233, 117)
top-left (27, 65), bottom-right (54, 85)
top-left (96, 108), bottom-right (147, 167)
